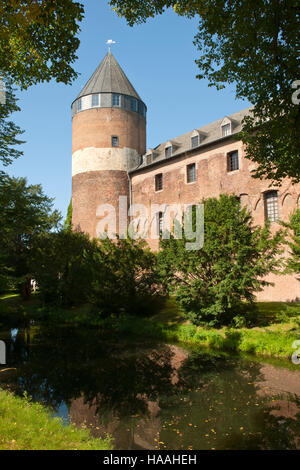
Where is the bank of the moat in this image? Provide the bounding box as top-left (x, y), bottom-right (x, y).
top-left (0, 324), bottom-right (299, 450)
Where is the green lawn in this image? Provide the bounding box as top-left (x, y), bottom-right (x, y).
top-left (0, 389), bottom-right (112, 450)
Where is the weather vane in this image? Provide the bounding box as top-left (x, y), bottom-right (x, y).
top-left (106, 39), bottom-right (117, 53)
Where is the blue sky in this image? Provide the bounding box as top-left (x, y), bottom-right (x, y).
top-left (6, 0), bottom-right (250, 219)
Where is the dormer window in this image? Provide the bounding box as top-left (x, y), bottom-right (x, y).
top-left (222, 123), bottom-right (231, 137)
top-left (165, 146), bottom-right (172, 158)
top-left (191, 135), bottom-right (199, 149)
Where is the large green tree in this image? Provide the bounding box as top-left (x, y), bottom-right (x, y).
top-left (0, 75), bottom-right (24, 168)
top-left (110, 0), bottom-right (300, 183)
top-left (0, 0), bottom-right (84, 88)
top-left (0, 174), bottom-right (61, 297)
top-left (31, 230), bottom-right (101, 306)
top-left (0, 1), bottom-right (85, 167)
top-left (158, 195), bottom-right (285, 326)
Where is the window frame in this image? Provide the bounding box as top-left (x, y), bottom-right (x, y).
top-left (112, 94), bottom-right (121, 107)
top-left (157, 212), bottom-right (164, 237)
top-left (92, 94), bottom-right (99, 107)
top-left (165, 146), bottom-right (172, 158)
top-left (191, 135), bottom-right (199, 149)
top-left (264, 190), bottom-right (279, 223)
top-left (186, 163), bottom-right (197, 183)
top-left (222, 123), bottom-right (231, 137)
top-left (130, 97), bottom-right (138, 112)
top-left (111, 135), bottom-right (119, 148)
top-left (227, 150), bottom-right (239, 172)
top-left (155, 173), bottom-right (163, 192)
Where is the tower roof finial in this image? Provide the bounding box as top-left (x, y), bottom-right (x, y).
top-left (106, 39), bottom-right (116, 53)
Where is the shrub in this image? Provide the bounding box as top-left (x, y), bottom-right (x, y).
top-left (158, 195), bottom-right (284, 327)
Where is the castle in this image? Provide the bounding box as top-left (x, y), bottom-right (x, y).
top-left (71, 51), bottom-right (300, 302)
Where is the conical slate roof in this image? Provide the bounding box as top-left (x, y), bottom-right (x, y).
top-left (77, 51), bottom-right (142, 100)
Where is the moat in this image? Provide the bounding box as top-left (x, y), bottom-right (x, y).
top-left (0, 325), bottom-right (299, 450)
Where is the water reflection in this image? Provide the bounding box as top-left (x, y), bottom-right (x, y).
top-left (0, 326), bottom-right (299, 450)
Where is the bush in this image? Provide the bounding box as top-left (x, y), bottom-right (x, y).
top-left (92, 237), bottom-right (165, 317)
top-left (158, 195), bottom-right (284, 327)
top-left (31, 232), bottom-right (164, 318)
top-left (31, 231), bottom-right (103, 306)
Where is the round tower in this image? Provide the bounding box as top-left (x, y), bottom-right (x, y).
top-left (71, 51), bottom-right (147, 238)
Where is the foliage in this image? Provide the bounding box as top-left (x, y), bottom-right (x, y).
top-left (31, 233), bottom-right (163, 315)
top-left (94, 237), bottom-right (164, 316)
top-left (0, 75), bottom-right (24, 168)
top-left (0, 389), bottom-right (112, 450)
top-left (0, 0), bottom-right (84, 88)
top-left (158, 195), bottom-right (285, 326)
top-left (284, 208), bottom-right (300, 280)
top-left (109, 0), bottom-right (300, 183)
top-left (0, 174), bottom-right (61, 296)
top-left (63, 200), bottom-right (72, 231)
top-left (31, 230), bottom-right (102, 306)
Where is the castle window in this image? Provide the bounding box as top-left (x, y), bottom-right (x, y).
top-left (165, 146), bottom-right (172, 158)
top-left (187, 163), bottom-right (196, 183)
top-left (222, 123), bottom-right (231, 137)
top-left (191, 135), bottom-right (199, 149)
top-left (157, 212), bottom-right (164, 237)
top-left (92, 94), bottom-right (99, 107)
top-left (130, 97), bottom-right (138, 112)
top-left (77, 98), bottom-right (82, 112)
top-left (155, 173), bottom-right (163, 191)
top-left (111, 136), bottom-right (119, 147)
top-left (112, 94), bottom-right (120, 107)
top-left (227, 150), bottom-right (239, 172)
top-left (264, 191), bottom-right (279, 222)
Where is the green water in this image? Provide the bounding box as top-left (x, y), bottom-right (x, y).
top-left (0, 325), bottom-right (299, 450)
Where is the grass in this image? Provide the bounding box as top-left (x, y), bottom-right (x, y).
top-left (0, 293), bottom-right (300, 359)
top-left (0, 389), bottom-right (113, 450)
top-left (94, 299), bottom-right (300, 359)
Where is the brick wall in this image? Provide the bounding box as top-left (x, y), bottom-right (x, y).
top-left (130, 139), bottom-right (300, 301)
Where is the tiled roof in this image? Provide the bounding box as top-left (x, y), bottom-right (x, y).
top-left (131, 106), bottom-right (253, 172)
top-left (77, 51), bottom-right (142, 100)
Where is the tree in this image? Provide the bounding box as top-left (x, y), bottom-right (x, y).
top-left (0, 75), bottom-right (24, 167)
top-left (31, 230), bottom-right (102, 306)
top-left (0, 0), bottom-right (84, 88)
top-left (109, 0), bottom-right (300, 183)
top-left (285, 208), bottom-right (300, 280)
top-left (63, 200), bottom-right (72, 231)
top-left (158, 195), bottom-right (284, 326)
top-left (0, 174), bottom-right (61, 297)
top-left (30, 232), bottom-right (163, 314)
top-left (95, 237), bottom-right (164, 316)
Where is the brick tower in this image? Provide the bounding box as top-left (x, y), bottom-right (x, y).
top-left (71, 51), bottom-right (147, 238)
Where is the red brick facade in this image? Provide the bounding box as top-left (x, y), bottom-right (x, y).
top-left (130, 138), bottom-right (300, 302)
top-left (71, 97), bottom-right (299, 302)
